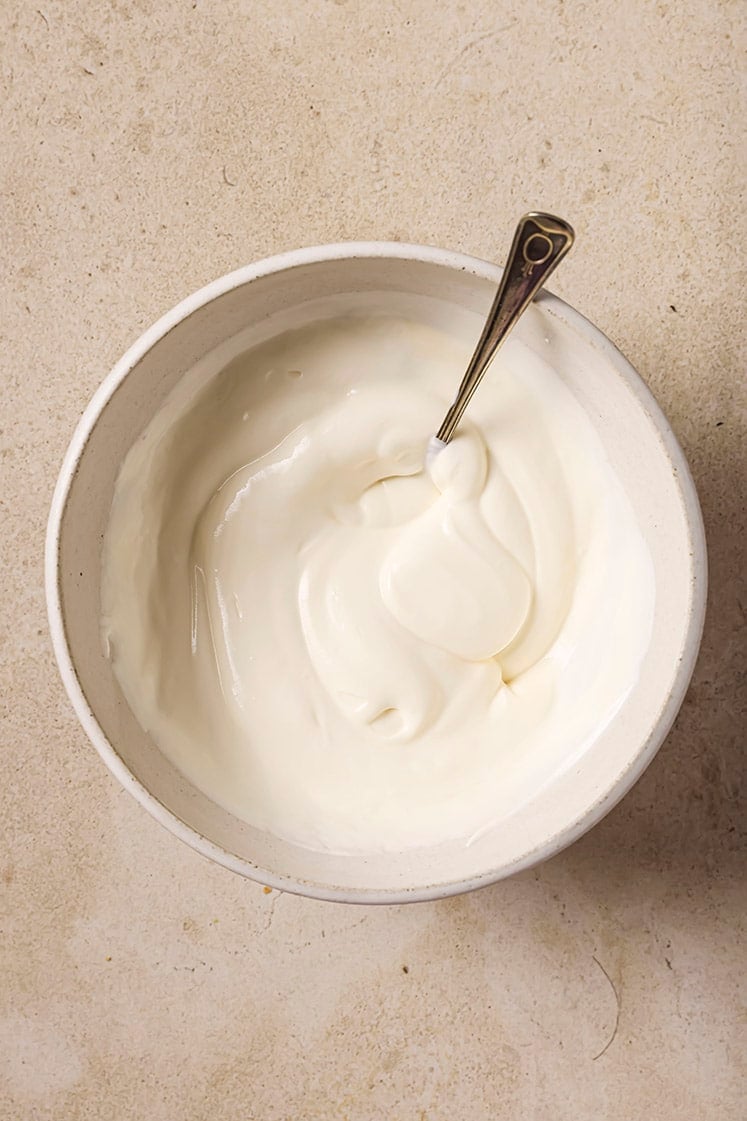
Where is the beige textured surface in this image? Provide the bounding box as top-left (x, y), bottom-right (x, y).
top-left (1, 1), bottom-right (745, 1117)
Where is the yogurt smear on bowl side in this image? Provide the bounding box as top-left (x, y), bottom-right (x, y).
top-left (101, 314), bottom-right (655, 853)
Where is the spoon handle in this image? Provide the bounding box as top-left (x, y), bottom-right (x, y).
top-left (435, 212), bottom-right (575, 444)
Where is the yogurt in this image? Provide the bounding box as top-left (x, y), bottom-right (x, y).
top-left (101, 314), bottom-right (655, 853)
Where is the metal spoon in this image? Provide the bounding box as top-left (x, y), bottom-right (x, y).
top-left (429, 212), bottom-right (575, 456)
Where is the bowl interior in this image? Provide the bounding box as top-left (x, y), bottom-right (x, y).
top-left (50, 249), bottom-right (705, 901)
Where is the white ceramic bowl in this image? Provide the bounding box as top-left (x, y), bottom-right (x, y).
top-left (46, 243), bottom-right (707, 903)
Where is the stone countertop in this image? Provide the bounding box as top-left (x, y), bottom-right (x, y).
top-left (1, 2), bottom-right (744, 1118)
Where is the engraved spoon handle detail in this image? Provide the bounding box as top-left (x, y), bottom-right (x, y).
top-left (435, 212), bottom-right (575, 445)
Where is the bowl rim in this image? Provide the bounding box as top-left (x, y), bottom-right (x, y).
top-left (45, 240), bottom-right (708, 904)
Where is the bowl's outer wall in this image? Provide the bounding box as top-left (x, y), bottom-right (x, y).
top-left (46, 244), bottom-right (707, 903)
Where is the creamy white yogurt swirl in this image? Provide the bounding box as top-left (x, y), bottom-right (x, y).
top-left (102, 315), bottom-right (654, 852)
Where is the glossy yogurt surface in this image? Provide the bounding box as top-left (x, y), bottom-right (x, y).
top-left (101, 314), bottom-right (654, 852)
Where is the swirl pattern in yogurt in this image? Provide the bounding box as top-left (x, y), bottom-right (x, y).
top-left (101, 315), bottom-right (654, 852)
